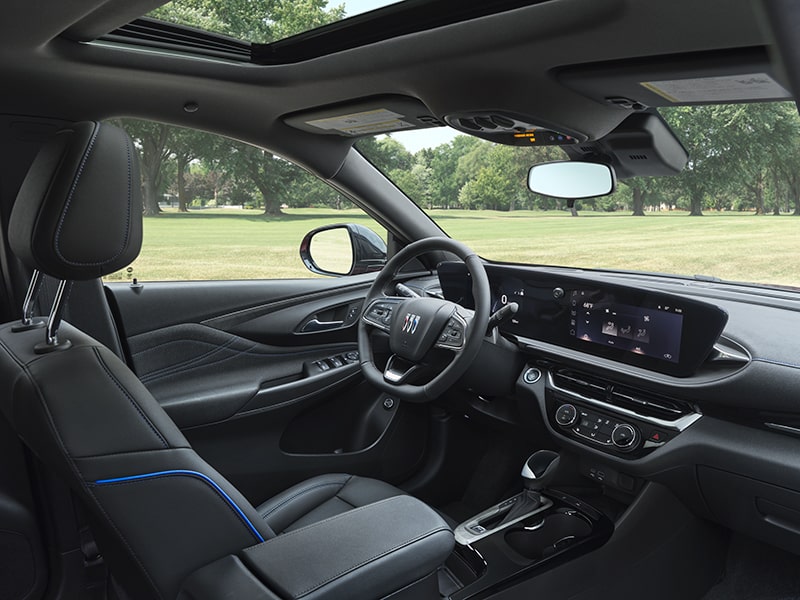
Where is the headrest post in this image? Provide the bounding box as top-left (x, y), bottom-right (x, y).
top-left (21, 269), bottom-right (43, 325)
top-left (12, 269), bottom-right (46, 332)
top-left (34, 280), bottom-right (73, 354)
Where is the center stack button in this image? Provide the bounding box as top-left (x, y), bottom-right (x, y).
top-left (555, 404), bottom-right (578, 427)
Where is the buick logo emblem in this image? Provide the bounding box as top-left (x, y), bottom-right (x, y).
top-left (402, 313), bottom-right (421, 334)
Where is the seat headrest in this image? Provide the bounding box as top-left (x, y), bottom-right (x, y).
top-left (9, 121), bottom-right (142, 281)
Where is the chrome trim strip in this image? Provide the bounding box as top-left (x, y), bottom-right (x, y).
top-left (547, 371), bottom-right (701, 432)
top-left (454, 495), bottom-right (553, 546)
top-left (764, 422), bottom-right (800, 437)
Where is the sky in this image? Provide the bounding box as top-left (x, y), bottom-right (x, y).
top-left (339, 0), bottom-right (461, 153)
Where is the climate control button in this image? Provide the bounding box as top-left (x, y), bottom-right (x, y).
top-left (555, 404), bottom-right (578, 427)
top-left (611, 424), bottom-right (638, 450)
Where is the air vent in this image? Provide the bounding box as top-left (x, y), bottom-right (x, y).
top-left (552, 368), bottom-right (693, 421)
top-left (628, 154), bottom-right (649, 161)
top-left (611, 386), bottom-right (687, 420)
top-left (552, 369), bottom-right (610, 400)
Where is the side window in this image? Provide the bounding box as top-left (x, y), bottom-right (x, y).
top-left (106, 119), bottom-right (386, 282)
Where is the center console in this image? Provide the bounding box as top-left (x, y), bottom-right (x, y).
top-left (442, 452), bottom-right (613, 599)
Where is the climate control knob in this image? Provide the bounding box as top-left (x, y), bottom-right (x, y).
top-left (611, 424), bottom-right (638, 450)
top-left (555, 404), bottom-right (578, 427)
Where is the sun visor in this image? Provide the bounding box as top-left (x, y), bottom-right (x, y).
top-left (557, 48), bottom-right (792, 109)
top-left (283, 95), bottom-right (445, 137)
top-left (565, 112), bottom-right (687, 179)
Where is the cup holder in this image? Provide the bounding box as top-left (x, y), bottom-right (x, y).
top-left (505, 511), bottom-right (592, 560)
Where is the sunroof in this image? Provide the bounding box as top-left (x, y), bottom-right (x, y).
top-left (105, 0), bottom-right (547, 64)
top-left (147, 0), bottom-right (402, 45)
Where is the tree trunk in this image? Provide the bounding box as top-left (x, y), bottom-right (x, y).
top-left (688, 191), bottom-right (703, 216)
top-left (177, 154), bottom-right (189, 212)
top-left (142, 179), bottom-right (160, 216)
top-left (753, 175), bottom-right (765, 215)
top-left (141, 157), bottom-right (162, 216)
top-left (632, 187), bottom-right (646, 216)
top-left (569, 202), bottom-right (579, 217)
top-left (256, 182), bottom-right (283, 216)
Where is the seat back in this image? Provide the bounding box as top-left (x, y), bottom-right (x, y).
top-left (0, 122), bottom-right (273, 599)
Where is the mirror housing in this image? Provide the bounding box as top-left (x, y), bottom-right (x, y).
top-left (528, 161), bottom-right (616, 199)
top-left (300, 223), bottom-right (387, 277)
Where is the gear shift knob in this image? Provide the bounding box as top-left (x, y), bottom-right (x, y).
top-left (521, 450), bottom-right (560, 491)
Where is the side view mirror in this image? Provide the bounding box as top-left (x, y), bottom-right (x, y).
top-left (300, 223), bottom-right (388, 277)
top-left (528, 161), bottom-right (616, 199)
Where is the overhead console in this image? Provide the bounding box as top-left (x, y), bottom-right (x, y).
top-left (437, 262), bottom-right (728, 377)
top-left (443, 111), bottom-right (586, 146)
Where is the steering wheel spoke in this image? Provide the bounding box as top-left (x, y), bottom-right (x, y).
top-left (362, 297), bottom-right (403, 332)
top-left (383, 355), bottom-right (422, 384)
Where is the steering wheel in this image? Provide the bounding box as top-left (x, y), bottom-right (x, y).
top-left (358, 237), bottom-right (490, 402)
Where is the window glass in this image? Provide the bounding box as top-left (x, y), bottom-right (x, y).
top-left (109, 119), bottom-right (385, 282)
top-left (356, 102), bottom-right (800, 289)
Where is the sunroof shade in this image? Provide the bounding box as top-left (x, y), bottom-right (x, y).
top-left (147, 0), bottom-right (401, 45)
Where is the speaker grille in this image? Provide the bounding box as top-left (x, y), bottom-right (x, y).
top-left (0, 531), bottom-right (35, 600)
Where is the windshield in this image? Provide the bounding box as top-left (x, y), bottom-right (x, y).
top-left (356, 102), bottom-right (800, 289)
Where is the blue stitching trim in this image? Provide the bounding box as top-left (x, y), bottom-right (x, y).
top-left (95, 470), bottom-right (265, 543)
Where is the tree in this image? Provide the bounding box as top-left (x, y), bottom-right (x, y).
top-left (661, 106), bottom-right (729, 216)
top-left (218, 142), bottom-right (294, 215)
top-left (356, 136), bottom-right (414, 174)
top-left (120, 120), bottom-right (171, 215)
top-left (169, 128), bottom-right (216, 211)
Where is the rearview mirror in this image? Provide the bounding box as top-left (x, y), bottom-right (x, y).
top-left (528, 161), bottom-right (616, 199)
top-left (300, 223), bottom-right (387, 277)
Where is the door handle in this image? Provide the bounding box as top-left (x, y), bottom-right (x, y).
top-left (301, 318), bottom-right (345, 333)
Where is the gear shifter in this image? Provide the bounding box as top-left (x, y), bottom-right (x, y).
top-left (455, 450), bottom-right (560, 544)
top-left (498, 450), bottom-right (560, 527)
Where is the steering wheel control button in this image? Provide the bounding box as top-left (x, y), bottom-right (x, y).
top-left (611, 424), bottom-right (638, 450)
top-left (523, 367), bottom-right (542, 384)
top-left (555, 404), bottom-right (578, 427)
top-left (435, 314), bottom-right (467, 350)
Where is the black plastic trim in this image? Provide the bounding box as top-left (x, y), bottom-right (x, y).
top-left (100, 17), bottom-right (252, 61)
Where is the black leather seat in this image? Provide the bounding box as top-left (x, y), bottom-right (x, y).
top-left (258, 473), bottom-right (405, 534)
top-left (0, 121), bottom-right (452, 599)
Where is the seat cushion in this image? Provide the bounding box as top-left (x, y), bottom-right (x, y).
top-left (257, 474), bottom-right (405, 534)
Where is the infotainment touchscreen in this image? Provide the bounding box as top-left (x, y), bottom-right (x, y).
top-left (570, 290), bottom-right (683, 364)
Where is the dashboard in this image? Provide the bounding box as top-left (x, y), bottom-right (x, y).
top-left (430, 259), bottom-right (800, 557)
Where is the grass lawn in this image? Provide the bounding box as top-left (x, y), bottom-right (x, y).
top-left (108, 207), bottom-right (800, 289)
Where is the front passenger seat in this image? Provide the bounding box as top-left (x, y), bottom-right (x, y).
top-left (0, 121), bottom-right (453, 599)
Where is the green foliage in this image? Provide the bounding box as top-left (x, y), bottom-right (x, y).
top-left (149, 0), bottom-right (345, 43)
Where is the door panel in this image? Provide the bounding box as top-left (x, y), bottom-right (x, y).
top-left (105, 277), bottom-right (428, 503)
